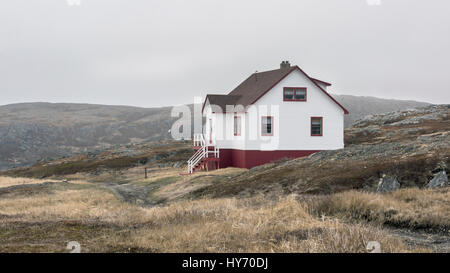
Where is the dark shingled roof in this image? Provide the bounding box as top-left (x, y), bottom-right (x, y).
top-left (203, 65), bottom-right (349, 114)
top-left (228, 66), bottom-right (298, 107)
top-left (205, 95), bottom-right (241, 112)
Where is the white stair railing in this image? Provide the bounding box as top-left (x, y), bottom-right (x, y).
top-left (213, 146), bottom-right (220, 158)
top-left (187, 134), bottom-right (220, 174)
top-left (193, 134), bottom-right (205, 147)
top-left (187, 145), bottom-right (206, 174)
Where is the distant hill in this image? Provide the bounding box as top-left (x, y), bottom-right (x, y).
top-left (0, 96), bottom-right (431, 170)
top-left (333, 94), bottom-right (431, 127)
top-left (0, 103), bottom-right (177, 170)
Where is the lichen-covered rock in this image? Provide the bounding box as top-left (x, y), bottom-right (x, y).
top-left (427, 171), bottom-right (448, 188)
top-left (173, 161), bottom-right (183, 168)
top-left (377, 176), bottom-right (400, 193)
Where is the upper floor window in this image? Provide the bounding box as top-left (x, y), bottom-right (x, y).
top-left (261, 116), bottom-right (273, 136)
top-left (283, 87), bottom-right (307, 101)
top-left (311, 117), bottom-right (323, 136)
top-left (234, 116), bottom-right (241, 136)
top-left (283, 88), bottom-right (294, 100)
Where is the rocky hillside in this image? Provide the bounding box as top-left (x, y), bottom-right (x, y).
top-left (333, 95), bottom-right (430, 127)
top-left (0, 140), bottom-right (192, 179)
top-left (0, 103), bottom-right (184, 170)
top-left (0, 96), bottom-right (430, 170)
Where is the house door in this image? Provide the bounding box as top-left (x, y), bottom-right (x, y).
top-left (209, 119), bottom-right (213, 145)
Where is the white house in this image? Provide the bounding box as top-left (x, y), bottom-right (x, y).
top-left (187, 61), bottom-right (348, 173)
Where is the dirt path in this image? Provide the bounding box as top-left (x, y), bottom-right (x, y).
top-left (99, 182), bottom-right (164, 207)
top-left (97, 174), bottom-right (215, 207)
top-left (387, 228), bottom-right (450, 253)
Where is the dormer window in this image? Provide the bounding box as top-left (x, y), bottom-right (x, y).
top-left (283, 87), bottom-right (307, 101)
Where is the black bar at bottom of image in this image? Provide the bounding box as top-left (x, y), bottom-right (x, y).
top-left (0, 253), bottom-right (446, 272)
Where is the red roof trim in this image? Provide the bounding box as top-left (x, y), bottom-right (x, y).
top-left (201, 95), bottom-right (209, 114)
top-left (296, 66), bottom-right (349, 115)
top-left (249, 66), bottom-right (349, 115)
top-left (311, 77), bottom-right (332, 87)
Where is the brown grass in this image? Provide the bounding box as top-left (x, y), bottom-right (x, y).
top-left (0, 178), bottom-right (422, 253)
top-left (125, 196), bottom-right (413, 253)
top-left (0, 142), bottom-right (192, 179)
top-left (311, 188), bottom-right (450, 232)
top-left (153, 168), bottom-right (246, 202)
top-left (0, 176), bottom-right (61, 189)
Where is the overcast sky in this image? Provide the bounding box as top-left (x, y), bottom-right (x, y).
top-left (1, 0), bottom-right (449, 107)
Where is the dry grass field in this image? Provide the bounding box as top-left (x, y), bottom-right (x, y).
top-left (311, 188), bottom-right (450, 232)
top-left (0, 176), bottom-right (61, 189)
top-left (1, 172), bottom-right (444, 253)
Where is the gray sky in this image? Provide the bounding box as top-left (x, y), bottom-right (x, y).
top-left (1, 0), bottom-right (449, 107)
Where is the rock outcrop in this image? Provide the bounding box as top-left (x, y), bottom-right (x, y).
top-left (377, 176), bottom-right (401, 193)
top-left (427, 171), bottom-right (449, 188)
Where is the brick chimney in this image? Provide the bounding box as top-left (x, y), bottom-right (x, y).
top-left (280, 60), bottom-right (291, 69)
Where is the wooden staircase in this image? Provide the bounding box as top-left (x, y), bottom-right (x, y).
top-left (187, 134), bottom-right (220, 174)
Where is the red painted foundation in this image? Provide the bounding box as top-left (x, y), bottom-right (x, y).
top-left (218, 149), bottom-right (319, 169)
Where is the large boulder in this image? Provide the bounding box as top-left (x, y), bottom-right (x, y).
top-left (427, 171), bottom-right (448, 188)
top-left (377, 175), bottom-right (400, 193)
